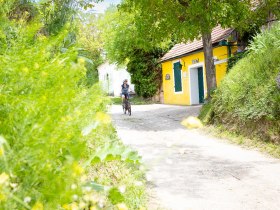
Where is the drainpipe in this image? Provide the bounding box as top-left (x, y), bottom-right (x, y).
top-left (227, 44), bottom-right (231, 58)
top-left (106, 73), bottom-right (109, 95)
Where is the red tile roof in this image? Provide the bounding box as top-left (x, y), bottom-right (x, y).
top-left (160, 26), bottom-right (234, 62)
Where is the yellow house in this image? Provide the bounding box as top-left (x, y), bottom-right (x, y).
top-left (160, 26), bottom-right (237, 105)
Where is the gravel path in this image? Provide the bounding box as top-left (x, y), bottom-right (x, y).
top-left (110, 104), bottom-right (280, 210)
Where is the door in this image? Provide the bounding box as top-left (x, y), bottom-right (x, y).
top-left (197, 67), bottom-right (204, 103)
top-left (173, 62), bottom-right (182, 92)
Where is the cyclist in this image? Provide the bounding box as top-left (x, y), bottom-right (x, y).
top-left (121, 79), bottom-right (130, 103)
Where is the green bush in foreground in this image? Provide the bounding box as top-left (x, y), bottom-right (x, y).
top-left (0, 21), bottom-right (146, 209)
top-left (202, 23), bottom-right (280, 143)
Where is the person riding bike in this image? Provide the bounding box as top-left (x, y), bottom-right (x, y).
top-left (121, 79), bottom-right (130, 103)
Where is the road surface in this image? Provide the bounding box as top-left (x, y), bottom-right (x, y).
top-left (110, 104), bottom-right (280, 210)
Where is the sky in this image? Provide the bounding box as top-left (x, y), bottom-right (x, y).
top-left (92, 0), bottom-right (121, 14)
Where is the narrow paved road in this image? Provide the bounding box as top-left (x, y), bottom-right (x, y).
top-left (110, 104), bottom-right (280, 210)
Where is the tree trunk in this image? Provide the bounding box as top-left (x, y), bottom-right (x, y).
top-left (202, 32), bottom-right (217, 100)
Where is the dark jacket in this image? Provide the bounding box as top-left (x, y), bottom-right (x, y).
top-left (121, 84), bottom-right (129, 94)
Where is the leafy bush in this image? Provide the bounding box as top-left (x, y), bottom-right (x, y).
top-left (99, 6), bottom-right (168, 99)
top-left (0, 17), bottom-right (146, 210)
top-left (227, 51), bottom-right (247, 72)
top-left (127, 49), bottom-right (163, 98)
top-left (206, 23), bottom-right (280, 143)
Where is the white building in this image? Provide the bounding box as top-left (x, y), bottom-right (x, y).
top-left (98, 62), bottom-right (135, 96)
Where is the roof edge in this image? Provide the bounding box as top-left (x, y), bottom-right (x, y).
top-left (160, 42), bottom-right (221, 64)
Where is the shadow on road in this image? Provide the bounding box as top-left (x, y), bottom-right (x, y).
top-left (111, 104), bottom-right (202, 132)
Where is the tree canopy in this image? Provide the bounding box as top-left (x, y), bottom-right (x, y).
top-left (99, 6), bottom-right (169, 98)
top-left (119, 0), bottom-right (279, 98)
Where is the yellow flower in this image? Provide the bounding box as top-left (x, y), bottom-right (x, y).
top-left (31, 202), bottom-right (44, 210)
top-left (90, 206), bottom-right (97, 210)
top-left (34, 63), bottom-right (40, 69)
top-left (116, 203), bottom-right (128, 210)
top-left (72, 162), bottom-right (84, 176)
top-left (62, 204), bottom-right (70, 210)
top-left (181, 117), bottom-right (203, 129)
top-left (0, 147), bottom-right (4, 157)
top-left (0, 193), bottom-right (6, 201)
top-left (83, 193), bottom-right (97, 204)
top-left (69, 202), bottom-right (78, 210)
top-left (78, 58), bottom-right (85, 65)
top-left (22, 67), bottom-right (29, 73)
top-left (66, 115), bottom-right (73, 121)
top-left (95, 112), bottom-right (111, 124)
top-left (0, 173), bottom-right (9, 185)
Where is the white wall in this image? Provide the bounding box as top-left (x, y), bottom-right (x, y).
top-left (98, 62), bottom-right (114, 95)
top-left (98, 62), bottom-right (135, 96)
top-left (189, 68), bottom-right (199, 105)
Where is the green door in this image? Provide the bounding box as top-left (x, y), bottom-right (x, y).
top-left (174, 62), bottom-right (182, 92)
top-left (197, 67), bottom-right (204, 103)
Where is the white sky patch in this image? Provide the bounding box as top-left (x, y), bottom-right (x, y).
top-left (91, 0), bottom-right (121, 14)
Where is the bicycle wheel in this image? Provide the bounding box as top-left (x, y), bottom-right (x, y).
top-left (122, 104), bottom-right (126, 114)
top-left (128, 103), bottom-right (131, 116)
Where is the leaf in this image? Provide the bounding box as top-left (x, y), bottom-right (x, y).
top-left (85, 181), bottom-right (105, 192)
top-left (108, 187), bottom-right (124, 205)
top-left (78, 56), bottom-right (94, 65)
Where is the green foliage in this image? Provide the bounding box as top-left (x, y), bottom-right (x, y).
top-left (79, 49), bottom-right (103, 87)
top-left (108, 187), bottom-right (125, 205)
top-left (121, 0), bottom-right (278, 44)
top-left (8, 0), bottom-right (38, 22)
top-left (120, 0), bottom-right (278, 98)
top-left (198, 102), bottom-right (214, 124)
top-left (0, 26), bottom-right (95, 209)
top-left (127, 49), bottom-right (163, 98)
top-left (99, 7), bottom-right (167, 98)
top-left (209, 23), bottom-right (280, 143)
top-left (76, 13), bottom-right (104, 87)
top-left (0, 3), bottom-right (147, 209)
top-left (227, 51), bottom-right (247, 72)
top-left (40, 0), bottom-right (96, 34)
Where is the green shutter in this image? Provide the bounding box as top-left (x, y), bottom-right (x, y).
top-left (174, 62), bottom-right (182, 92)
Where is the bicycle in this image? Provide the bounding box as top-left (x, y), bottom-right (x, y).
top-left (122, 96), bottom-right (131, 116)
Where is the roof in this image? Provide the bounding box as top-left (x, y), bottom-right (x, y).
top-left (160, 26), bottom-right (234, 63)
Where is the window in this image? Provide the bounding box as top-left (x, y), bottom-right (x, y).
top-left (173, 62), bottom-right (182, 92)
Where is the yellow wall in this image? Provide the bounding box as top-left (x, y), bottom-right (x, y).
top-left (162, 46), bottom-right (233, 105)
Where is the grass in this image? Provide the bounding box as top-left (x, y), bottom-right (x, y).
top-left (200, 23), bottom-right (280, 144)
top-left (111, 96), bottom-right (156, 105)
top-left (201, 125), bottom-right (280, 159)
top-left (198, 102), bottom-right (213, 124)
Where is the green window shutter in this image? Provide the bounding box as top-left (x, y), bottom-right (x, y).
top-left (174, 62), bottom-right (182, 92)
top-left (197, 67), bottom-right (204, 103)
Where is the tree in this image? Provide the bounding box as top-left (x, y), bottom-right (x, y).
top-left (76, 13), bottom-right (104, 86)
top-left (121, 0), bottom-right (278, 99)
top-left (99, 6), bottom-right (168, 98)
